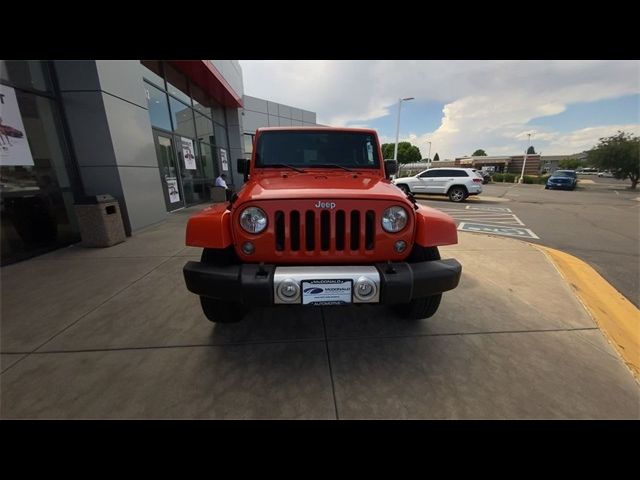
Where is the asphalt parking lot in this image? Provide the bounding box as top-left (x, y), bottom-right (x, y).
top-left (415, 175), bottom-right (640, 307)
top-left (1, 203), bottom-right (638, 419)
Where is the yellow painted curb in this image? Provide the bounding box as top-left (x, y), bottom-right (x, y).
top-left (532, 244), bottom-right (640, 380)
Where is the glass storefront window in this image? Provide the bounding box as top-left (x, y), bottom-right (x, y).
top-left (198, 142), bottom-right (217, 181)
top-left (190, 83), bottom-right (213, 118)
top-left (194, 111), bottom-right (215, 145)
top-left (179, 136), bottom-right (209, 205)
top-left (215, 146), bottom-right (231, 185)
top-left (144, 82), bottom-right (172, 132)
top-left (140, 60), bottom-right (165, 89)
top-left (212, 103), bottom-right (226, 125)
top-left (169, 96), bottom-right (196, 138)
top-left (1, 60), bottom-right (52, 93)
top-left (1, 89), bottom-right (80, 265)
top-left (164, 63), bottom-right (191, 105)
top-left (144, 61), bottom-right (232, 209)
top-left (214, 123), bottom-right (228, 149)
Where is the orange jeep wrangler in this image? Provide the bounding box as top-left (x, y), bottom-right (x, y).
top-left (183, 127), bottom-right (462, 323)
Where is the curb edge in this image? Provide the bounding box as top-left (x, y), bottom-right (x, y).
top-left (531, 243), bottom-right (640, 381)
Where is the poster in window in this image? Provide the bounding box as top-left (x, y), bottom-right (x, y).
top-left (220, 148), bottom-right (228, 171)
top-left (167, 178), bottom-right (181, 203)
top-left (181, 137), bottom-right (196, 170)
top-left (0, 85), bottom-right (34, 166)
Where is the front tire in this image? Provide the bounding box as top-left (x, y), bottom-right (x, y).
top-left (199, 247), bottom-right (247, 323)
top-left (391, 246), bottom-right (443, 320)
top-left (448, 186), bottom-right (467, 202)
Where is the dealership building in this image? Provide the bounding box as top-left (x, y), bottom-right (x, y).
top-left (0, 60), bottom-right (317, 265)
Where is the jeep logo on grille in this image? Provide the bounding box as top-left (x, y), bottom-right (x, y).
top-left (315, 201), bottom-right (336, 209)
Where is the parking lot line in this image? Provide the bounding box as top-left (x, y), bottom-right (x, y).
top-left (449, 215), bottom-right (524, 226)
top-left (422, 201), bottom-right (539, 238)
top-left (458, 222), bottom-right (540, 239)
top-left (465, 206), bottom-right (513, 213)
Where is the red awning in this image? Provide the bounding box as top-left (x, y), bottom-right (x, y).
top-left (168, 60), bottom-right (243, 108)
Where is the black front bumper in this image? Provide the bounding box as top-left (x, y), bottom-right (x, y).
top-left (183, 259), bottom-right (462, 306)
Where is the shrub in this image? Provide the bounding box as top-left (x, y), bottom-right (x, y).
top-left (492, 173), bottom-right (517, 183)
top-left (491, 173), bottom-right (550, 184)
top-left (538, 175), bottom-right (550, 184)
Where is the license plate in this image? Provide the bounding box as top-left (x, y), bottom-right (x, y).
top-left (301, 279), bottom-right (352, 305)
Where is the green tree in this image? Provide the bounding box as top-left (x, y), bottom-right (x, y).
top-left (381, 142), bottom-right (422, 164)
top-left (558, 158), bottom-right (584, 170)
top-left (381, 143), bottom-right (395, 160)
top-left (472, 149), bottom-right (487, 156)
top-left (433, 152), bottom-right (440, 162)
top-left (527, 146), bottom-right (536, 154)
top-left (587, 131), bottom-right (640, 189)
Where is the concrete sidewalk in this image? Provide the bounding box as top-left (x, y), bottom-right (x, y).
top-left (1, 205), bottom-right (638, 419)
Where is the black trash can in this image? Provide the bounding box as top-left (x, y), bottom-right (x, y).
top-left (74, 194), bottom-right (126, 247)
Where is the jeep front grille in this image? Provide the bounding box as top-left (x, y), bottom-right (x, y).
top-left (274, 209), bottom-right (376, 253)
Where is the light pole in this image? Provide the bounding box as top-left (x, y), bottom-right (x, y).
top-left (427, 141), bottom-right (432, 168)
top-left (393, 97), bottom-right (414, 162)
top-left (519, 132), bottom-right (533, 183)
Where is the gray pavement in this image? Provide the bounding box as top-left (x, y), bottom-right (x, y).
top-left (1, 205), bottom-right (638, 419)
top-left (417, 176), bottom-right (640, 307)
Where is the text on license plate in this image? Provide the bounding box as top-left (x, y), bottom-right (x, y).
top-left (301, 279), bottom-right (352, 305)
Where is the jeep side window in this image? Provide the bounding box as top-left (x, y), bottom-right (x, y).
top-left (452, 171), bottom-right (469, 177)
top-left (419, 171), bottom-right (434, 178)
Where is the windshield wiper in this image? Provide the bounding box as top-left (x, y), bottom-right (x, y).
top-left (311, 164), bottom-right (356, 172)
top-left (262, 163), bottom-right (306, 173)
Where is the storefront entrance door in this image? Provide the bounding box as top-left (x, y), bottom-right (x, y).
top-left (153, 131), bottom-right (185, 212)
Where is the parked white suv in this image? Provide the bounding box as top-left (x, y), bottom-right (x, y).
top-left (392, 168), bottom-right (483, 202)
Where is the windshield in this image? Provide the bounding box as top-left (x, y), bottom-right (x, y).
top-left (255, 131), bottom-right (380, 169)
top-left (554, 171), bottom-right (576, 178)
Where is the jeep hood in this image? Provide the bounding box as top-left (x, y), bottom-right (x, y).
top-left (236, 173), bottom-right (407, 203)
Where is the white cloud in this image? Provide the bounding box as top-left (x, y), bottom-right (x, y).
top-left (545, 124), bottom-right (640, 154)
top-left (240, 60), bottom-right (640, 159)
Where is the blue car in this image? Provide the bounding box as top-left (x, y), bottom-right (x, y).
top-left (545, 170), bottom-right (577, 190)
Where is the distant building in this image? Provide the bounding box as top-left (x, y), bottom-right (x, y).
top-left (455, 155), bottom-right (516, 173)
top-left (416, 152), bottom-right (586, 175)
top-left (540, 153), bottom-right (587, 174)
top-left (454, 155), bottom-right (542, 174)
top-left (241, 95), bottom-right (318, 163)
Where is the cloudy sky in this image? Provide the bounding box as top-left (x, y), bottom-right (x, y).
top-left (240, 60), bottom-right (640, 160)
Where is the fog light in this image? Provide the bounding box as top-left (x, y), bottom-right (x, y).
top-left (277, 279), bottom-right (299, 301)
top-left (394, 240), bottom-right (407, 253)
top-left (242, 241), bottom-right (255, 255)
top-left (354, 276), bottom-right (376, 301)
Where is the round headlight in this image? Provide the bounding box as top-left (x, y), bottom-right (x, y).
top-left (381, 206), bottom-right (408, 233)
top-left (240, 207), bottom-right (268, 234)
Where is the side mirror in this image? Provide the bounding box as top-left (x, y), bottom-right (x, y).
top-left (237, 158), bottom-right (249, 175)
top-left (237, 158), bottom-right (249, 183)
top-left (384, 159), bottom-right (398, 178)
